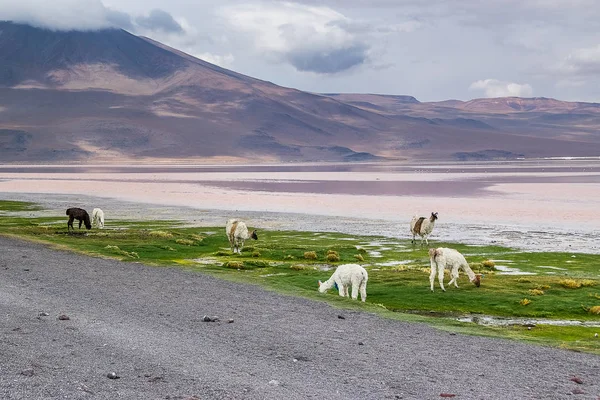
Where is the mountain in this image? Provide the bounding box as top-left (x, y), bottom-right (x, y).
top-left (1, 20), bottom-right (600, 163)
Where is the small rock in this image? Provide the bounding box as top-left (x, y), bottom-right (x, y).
top-left (358, 342), bottom-right (364, 345)
top-left (571, 376), bottom-right (583, 384)
top-left (337, 315), bottom-right (345, 319)
top-left (106, 372), bottom-right (120, 379)
top-left (202, 315), bottom-right (212, 322)
top-left (79, 384), bottom-right (94, 394)
top-left (39, 312), bottom-right (49, 317)
top-left (20, 368), bottom-right (34, 377)
top-left (58, 314), bottom-right (70, 321)
top-left (572, 388), bottom-right (585, 395)
top-left (227, 319), bottom-right (234, 323)
top-left (268, 380), bottom-right (279, 386)
top-left (440, 394), bottom-right (456, 398)
top-left (449, 333), bottom-right (456, 336)
top-left (148, 376), bottom-right (164, 383)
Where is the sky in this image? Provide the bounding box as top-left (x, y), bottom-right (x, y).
top-left (1, 0), bottom-right (599, 103)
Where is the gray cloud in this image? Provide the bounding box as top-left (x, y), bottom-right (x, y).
top-left (106, 9), bottom-right (134, 31)
top-left (286, 45), bottom-right (368, 74)
top-left (136, 9), bottom-right (184, 34)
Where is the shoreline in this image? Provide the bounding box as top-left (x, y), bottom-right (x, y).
top-left (1, 160), bottom-right (599, 254)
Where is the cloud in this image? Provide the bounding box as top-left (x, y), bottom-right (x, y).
top-left (469, 79), bottom-right (533, 97)
top-left (218, 3), bottom-right (377, 74)
top-left (136, 9), bottom-right (184, 34)
top-left (0, 0), bottom-right (122, 30)
top-left (560, 44), bottom-right (600, 75)
top-left (286, 45), bottom-right (368, 74)
top-left (197, 52), bottom-right (235, 68)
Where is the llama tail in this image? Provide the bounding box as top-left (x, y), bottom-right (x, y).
top-left (429, 248), bottom-right (443, 260)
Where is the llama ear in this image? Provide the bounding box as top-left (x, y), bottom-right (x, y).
top-left (318, 280), bottom-right (322, 287)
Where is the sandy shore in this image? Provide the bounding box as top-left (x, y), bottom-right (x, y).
top-left (1, 161), bottom-right (599, 253)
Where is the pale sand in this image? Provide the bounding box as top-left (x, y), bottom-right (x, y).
top-left (1, 162), bottom-right (599, 253)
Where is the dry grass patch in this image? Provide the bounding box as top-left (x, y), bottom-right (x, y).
top-left (326, 250), bottom-right (340, 262)
top-left (559, 279), bottom-right (582, 289)
top-left (528, 289), bottom-right (545, 296)
top-left (354, 254), bottom-right (365, 262)
top-left (223, 261), bottom-right (244, 269)
top-left (105, 245), bottom-right (139, 259)
top-left (520, 298), bottom-right (532, 306)
top-left (252, 251), bottom-right (261, 258)
top-left (482, 260), bottom-right (496, 270)
top-left (588, 306), bottom-right (600, 315)
top-left (175, 239), bottom-right (195, 246)
top-left (304, 251), bottom-right (318, 260)
top-left (147, 230), bottom-right (173, 238)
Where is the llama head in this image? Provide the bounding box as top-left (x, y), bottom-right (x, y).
top-left (250, 230), bottom-right (258, 240)
top-left (318, 280), bottom-right (327, 293)
top-left (428, 248), bottom-right (437, 258)
top-left (430, 212), bottom-right (438, 221)
top-left (84, 214), bottom-right (92, 230)
top-left (472, 274), bottom-right (482, 287)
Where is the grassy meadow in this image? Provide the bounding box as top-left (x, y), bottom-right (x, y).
top-left (1, 200), bottom-right (599, 354)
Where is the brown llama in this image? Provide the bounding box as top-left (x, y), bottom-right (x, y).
top-left (66, 207), bottom-right (92, 231)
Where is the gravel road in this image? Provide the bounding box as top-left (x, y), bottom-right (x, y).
top-left (1, 236), bottom-right (599, 399)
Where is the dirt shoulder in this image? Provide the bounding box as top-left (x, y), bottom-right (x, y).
top-left (0, 236), bottom-right (598, 399)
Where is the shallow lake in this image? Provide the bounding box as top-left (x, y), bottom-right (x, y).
top-left (1, 159), bottom-right (599, 254)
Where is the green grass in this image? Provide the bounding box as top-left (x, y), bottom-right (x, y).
top-left (1, 200), bottom-right (599, 354)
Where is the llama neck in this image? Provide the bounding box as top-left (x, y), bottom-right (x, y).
top-left (463, 263), bottom-right (476, 281)
top-left (322, 278), bottom-right (335, 290)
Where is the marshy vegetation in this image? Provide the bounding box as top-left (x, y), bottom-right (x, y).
top-left (1, 200), bottom-right (599, 354)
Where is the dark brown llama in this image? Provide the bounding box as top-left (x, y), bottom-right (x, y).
top-left (66, 207), bottom-right (92, 231)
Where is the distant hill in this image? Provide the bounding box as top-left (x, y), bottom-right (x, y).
top-left (1, 20), bottom-right (600, 163)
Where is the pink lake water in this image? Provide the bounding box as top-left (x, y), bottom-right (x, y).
top-left (1, 160), bottom-right (599, 253)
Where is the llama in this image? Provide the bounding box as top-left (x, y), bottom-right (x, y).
top-left (225, 219), bottom-right (258, 254)
top-left (92, 208), bottom-right (105, 229)
top-left (66, 207), bottom-right (91, 231)
top-left (428, 247), bottom-right (481, 292)
top-left (318, 264), bottom-right (368, 302)
top-left (410, 212), bottom-right (438, 245)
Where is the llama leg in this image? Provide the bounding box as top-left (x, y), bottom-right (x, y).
top-left (351, 284), bottom-right (359, 300)
top-left (338, 284), bottom-right (346, 297)
top-left (68, 216), bottom-right (74, 231)
top-left (78, 218), bottom-right (83, 229)
top-left (437, 264), bottom-right (446, 292)
top-left (359, 282), bottom-right (367, 302)
top-left (429, 263), bottom-right (437, 292)
top-left (449, 268), bottom-right (460, 287)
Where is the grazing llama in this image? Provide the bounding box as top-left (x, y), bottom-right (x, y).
top-left (410, 212), bottom-right (438, 245)
top-left (428, 247), bottom-right (481, 292)
top-left (66, 207), bottom-right (92, 231)
top-left (318, 264), bottom-right (368, 302)
top-left (225, 219), bottom-right (258, 254)
top-left (92, 208), bottom-right (105, 229)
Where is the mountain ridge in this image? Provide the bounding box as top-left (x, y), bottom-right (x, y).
top-left (1, 20), bottom-right (599, 163)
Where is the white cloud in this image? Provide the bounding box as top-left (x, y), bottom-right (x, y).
top-left (469, 79), bottom-right (533, 97)
top-left (561, 44), bottom-right (600, 75)
top-left (197, 52), bottom-right (235, 68)
top-left (0, 0), bottom-right (116, 30)
top-left (217, 2), bottom-right (386, 74)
